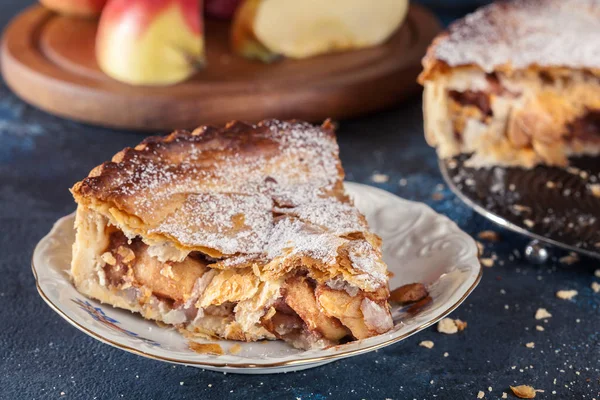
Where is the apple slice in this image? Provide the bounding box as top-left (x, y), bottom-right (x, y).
top-left (96, 0), bottom-right (204, 86)
top-left (232, 0), bottom-right (409, 61)
top-left (40, 0), bottom-right (108, 17)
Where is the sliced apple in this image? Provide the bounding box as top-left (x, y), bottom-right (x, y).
top-left (96, 0), bottom-right (205, 86)
top-left (232, 0), bottom-right (409, 61)
top-left (40, 0), bottom-right (108, 17)
top-left (231, 0), bottom-right (280, 62)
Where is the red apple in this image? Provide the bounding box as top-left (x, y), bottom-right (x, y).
top-left (40, 0), bottom-right (108, 17)
top-left (96, 0), bottom-right (204, 86)
top-left (205, 0), bottom-right (242, 20)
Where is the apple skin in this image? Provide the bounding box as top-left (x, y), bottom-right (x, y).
top-left (230, 0), bottom-right (279, 63)
top-left (40, 0), bottom-right (108, 17)
top-left (205, 0), bottom-right (242, 19)
top-left (96, 0), bottom-right (204, 86)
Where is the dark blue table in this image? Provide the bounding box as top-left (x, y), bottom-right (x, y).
top-left (1, 1), bottom-right (598, 399)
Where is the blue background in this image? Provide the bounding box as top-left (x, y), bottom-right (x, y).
top-left (1, 1), bottom-right (598, 399)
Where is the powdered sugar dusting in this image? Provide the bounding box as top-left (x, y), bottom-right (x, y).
top-left (150, 193), bottom-right (273, 255)
top-left (433, 0), bottom-right (600, 72)
top-left (274, 198), bottom-right (366, 236)
top-left (266, 217), bottom-right (346, 266)
top-left (347, 240), bottom-right (388, 287)
top-left (79, 120), bottom-right (388, 288)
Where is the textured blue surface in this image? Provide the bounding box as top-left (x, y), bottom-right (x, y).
top-left (0, 1), bottom-right (598, 399)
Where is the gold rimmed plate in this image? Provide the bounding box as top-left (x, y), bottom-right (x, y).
top-left (32, 182), bottom-right (481, 374)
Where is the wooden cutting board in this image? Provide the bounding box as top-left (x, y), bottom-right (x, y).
top-left (1, 5), bottom-right (441, 131)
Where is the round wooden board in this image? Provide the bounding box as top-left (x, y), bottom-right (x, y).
top-left (1, 5), bottom-right (441, 131)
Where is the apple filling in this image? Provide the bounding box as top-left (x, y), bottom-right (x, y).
top-left (97, 228), bottom-right (392, 349)
top-left (425, 68), bottom-right (600, 167)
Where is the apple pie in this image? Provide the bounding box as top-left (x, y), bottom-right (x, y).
top-left (70, 119), bottom-right (393, 350)
top-left (419, 0), bottom-right (600, 168)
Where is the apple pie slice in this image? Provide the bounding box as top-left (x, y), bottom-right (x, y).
top-left (70, 119), bottom-right (393, 350)
top-left (419, 0), bottom-right (600, 168)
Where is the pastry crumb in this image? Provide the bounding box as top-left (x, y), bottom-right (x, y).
top-left (477, 390), bottom-right (485, 399)
top-left (443, 352), bottom-right (449, 357)
top-left (523, 219), bottom-right (535, 228)
top-left (512, 204), bottom-right (531, 213)
top-left (390, 283), bottom-right (429, 304)
top-left (437, 318), bottom-right (464, 334)
top-left (454, 319), bottom-right (468, 331)
top-left (556, 290), bottom-right (578, 300)
top-left (535, 325), bottom-right (544, 332)
top-left (371, 173), bottom-right (389, 183)
top-left (510, 385), bottom-right (537, 398)
top-left (559, 252), bottom-right (579, 265)
top-left (419, 340), bottom-right (434, 349)
top-left (525, 342), bottom-right (535, 348)
top-left (481, 258), bottom-right (494, 267)
top-left (477, 230), bottom-right (500, 241)
top-left (588, 183), bottom-right (600, 198)
top-left (535, 308), bottom-right (552, 320)
top-left (545, 181), bottom-right (556, 189)
top-left (591, 282), bottom-right (600, 293)
top-left (501, 392), bottom-right (507, 399)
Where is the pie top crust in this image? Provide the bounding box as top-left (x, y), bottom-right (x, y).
top-left (419, 0), bottom-right (600, 82)
top-left (71, 119), bottom-right (387, 293)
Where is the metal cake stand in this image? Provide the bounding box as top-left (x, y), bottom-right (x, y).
top-left (439, 156), bottom-right (600, 262)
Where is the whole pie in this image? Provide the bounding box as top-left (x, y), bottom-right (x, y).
top-left (419, 0), bottom-right (600, 168)
top-left (70, 119), bottom-right (393, 350)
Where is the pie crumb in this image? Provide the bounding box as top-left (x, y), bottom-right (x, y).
top-left (437, 318), bottom-right (458, 334)
top-left (559, 252), bottom-right (579, 265)
top-left (481, 258), bottom-right (494, 267)
top-left (477, 390), bottom-right (485, 399)
top-left (556, 290), bottom-right (578, 300)
top-left (510, 385), bottom-right (537, 398)
top-left (592, 282), bottom-right (600, 293)
top-left (454, 319), bottom-right (468, 331)
top-left (523, 219), bottom-right (535, 228)
top-left (443, 352), bottom-right (449, 357)
top-left (535, 308), bottom-right (552, 320)
top-left (371, 173), bottom-right (389, 183)
top-left (478, 231), bottom-right (500, 242)
top-left (501, 393), bottom-right (507, 399)
top-left (535, 325), bottom-right (544, 332)
top-left (595, 269), bottom-right (600, 278)
top-left (419, 340), bottom-right (434, 349)
top-left (525, 342), bottom-right (535, 348)
top-left (588, 183), bottom-right (600, 198)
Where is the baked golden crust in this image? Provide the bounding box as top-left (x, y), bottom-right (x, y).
top-left (419, 0), bottom-right (600, 83)
top-left (70, 119), bottom-right (393, 349)
top-left (419, 0), bottom-right (600, 167)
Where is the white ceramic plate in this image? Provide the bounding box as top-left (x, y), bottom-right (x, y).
top-left (32, 182), bottom-right (481, 374)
